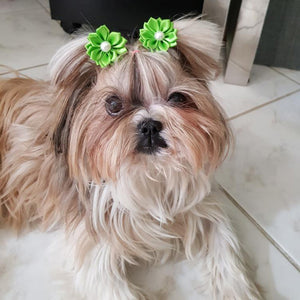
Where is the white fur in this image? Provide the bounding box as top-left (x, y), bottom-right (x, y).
top-left (65, 169), bottom-right (261, 299)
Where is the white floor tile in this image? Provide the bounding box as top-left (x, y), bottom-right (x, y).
top-left (221, 189), bottom-right (300, 300)
top-left (0, 0), bottom-right (40, 14)
top-left (216, 91), bottom-right (300, 264)
top-left (0, 7), bottom-right (69, 71)
top-left (274, 67), bottom-right (300, 84)
top-left (211, 65), bottom-right (299, 118)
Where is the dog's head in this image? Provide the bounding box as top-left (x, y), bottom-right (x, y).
top-left (49, 18), bottom-right (230, 208)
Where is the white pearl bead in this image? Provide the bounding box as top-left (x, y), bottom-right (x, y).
top-left (100, 41), bottom-right (111, 52)
top-left (154, 31), bottom-right (164, 41)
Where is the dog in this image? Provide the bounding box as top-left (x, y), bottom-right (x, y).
top-left (0, 17), bottom-right (262, 299)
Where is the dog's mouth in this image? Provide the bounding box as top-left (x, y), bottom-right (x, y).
top-left (135, 118), bottom-right (168, 155)
top-left (135, 136), bottom-right (168, 155)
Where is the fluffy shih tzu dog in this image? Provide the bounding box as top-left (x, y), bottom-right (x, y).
top-left (0, 17), bottom-right (262, 299)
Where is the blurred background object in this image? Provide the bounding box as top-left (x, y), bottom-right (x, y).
top-left (49, 0), bottom-right (203, 35)
top-left (254, 0), bottom-right (300, 70)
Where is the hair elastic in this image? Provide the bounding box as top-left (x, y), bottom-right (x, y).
top-left (131, 50), bottom-right (140, 55)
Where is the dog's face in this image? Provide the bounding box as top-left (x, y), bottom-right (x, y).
top-left (49, 19), bottom-right (230, 190)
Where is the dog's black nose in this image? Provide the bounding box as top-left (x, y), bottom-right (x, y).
top-left (136, 119), bottom-right (167, 154)
top-left (139, 119), bottom-right (162, 137)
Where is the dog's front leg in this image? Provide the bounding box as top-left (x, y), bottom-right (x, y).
top-left (194, 202), bottom-right (262, 300)
top-left (72, 243), bottom-right (148, 300)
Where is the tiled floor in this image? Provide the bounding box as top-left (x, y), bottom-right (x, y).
top-left (0, 0), bottom-right (299, 299)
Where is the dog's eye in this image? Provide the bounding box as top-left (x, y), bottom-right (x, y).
top-left (105, 96), bottom-right (123, 116)
top-left (167, 92), bottom-right (186, 105)
top-left (167, 92), bottom-right (198, 110)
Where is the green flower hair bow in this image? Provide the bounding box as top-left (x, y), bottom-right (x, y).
top-left (85, 25), bottom-right (127, 68)
top-left (139, 17), bottom-right (177, 52)
top-left (86, 18), bottom-right (178, 67)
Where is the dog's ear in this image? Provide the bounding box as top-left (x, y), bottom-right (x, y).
top-left (49, 37), bottom-right (98, 156)
top-left (173, 18), bottom-right (221, 80)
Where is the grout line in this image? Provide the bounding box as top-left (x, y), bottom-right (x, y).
top-left (0, 63), bottom-right (48, 76)
top-left (31, 1), bottom-right (63, 32)
top-left (228, 87), bottom-right (300, 121)
top-left (218, 184), bottom-right (300, 272)
top-left (35, 0), bottom-right (50, 14)
top-left (270, 67), bottom-right (300, 85)
top-left (16, 63), bottom-right (49, 72)
top-left (34, 0), bottom-right (67, 36)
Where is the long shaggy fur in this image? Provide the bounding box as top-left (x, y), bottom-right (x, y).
top-left (0, 17), bottom-right (262, 299)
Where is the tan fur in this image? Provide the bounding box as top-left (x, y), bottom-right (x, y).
top-left (0, 17), bottom-right (262, 300)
